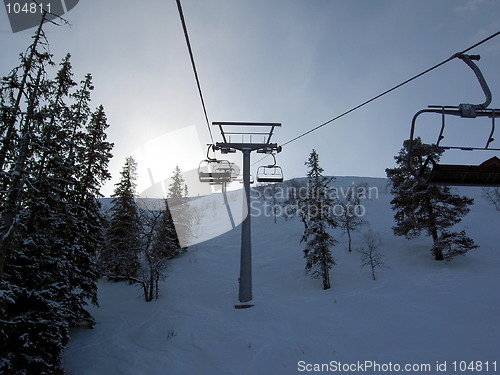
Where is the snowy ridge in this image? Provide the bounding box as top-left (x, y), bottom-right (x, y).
top-left (64, 178), bottom-right (500, 375)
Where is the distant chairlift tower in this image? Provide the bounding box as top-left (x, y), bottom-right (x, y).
top-left (212, 122), bottom-right (282, 305)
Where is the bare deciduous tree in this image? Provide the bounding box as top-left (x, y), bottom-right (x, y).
top-left (138, 206), bottom-right (165, 301)
top-left (482, 187), bottom-right (500, 211)
top-left (338, 183), bottom-right (368, 252)
top-left (358, 230), bottom-right (384, 281)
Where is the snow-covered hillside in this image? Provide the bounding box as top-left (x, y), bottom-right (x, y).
top-left (63, 178), bottom-right (500, 375)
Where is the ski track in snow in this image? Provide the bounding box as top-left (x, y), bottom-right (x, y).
top-left (64, 178), bottom-right (500, 375)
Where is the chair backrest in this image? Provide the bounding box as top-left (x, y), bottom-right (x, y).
top-left (428, 164), bottom-right (500, 186)
top-left (256, 165), bottom-right (283, 183)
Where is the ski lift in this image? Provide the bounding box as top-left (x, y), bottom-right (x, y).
top-left (198, 159), bottom-right (233, 184)
top-left (198, 145), bottom-right (235, 184)
top-left (256, 153), bottom-right (284, 183)
top-left (408, 54), bottom-right (500, 186)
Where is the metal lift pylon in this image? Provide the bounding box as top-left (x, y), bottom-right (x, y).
top-left (212, 122), bottom-right (282, 307)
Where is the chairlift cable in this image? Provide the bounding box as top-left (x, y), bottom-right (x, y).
top-left (280, 30), bottom-right (500, 149)
top-left (175, 0), bottom-right (214, 144)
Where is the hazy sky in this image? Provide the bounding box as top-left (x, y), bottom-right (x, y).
top-left (1, 0), bottom-right (500, 197)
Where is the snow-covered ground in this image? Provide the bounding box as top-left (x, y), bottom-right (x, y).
top-left (63, 178), bottom-right (500, 375)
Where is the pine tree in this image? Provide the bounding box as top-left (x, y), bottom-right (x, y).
top-left (2, 171), bottom-right (74, 374)
top-left (299, 150), bottom-right (337, 289)
top-left (0, 22), bottom-right (69, 374)
top-left (66, 104), bottom-right (113, 325)
top-left (103, 157), bottom-right (142, 277)
top-left (386, 138), bottom-right (477, 260)
top-left (168, 164), bottom-right (187, 203)
top-left (167, 165), bottom-right (190, 250)
top-left (0, 20), bottom-right (52, 277)
top-left (153, 198), bottom-right (182, 259)
top-left (0, 23), bottom-right (113, 374)
top-left (2, 81), bottom-right (77, 366)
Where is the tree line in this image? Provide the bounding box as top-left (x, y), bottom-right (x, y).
top-left (0, 25), bottom-right (188, 374)
top-left (101, 157), bottom-right (188, 302)
top-left (0, 21), bottom-right (113, 374)
top-left (259, 140), bottom-right (480, 290)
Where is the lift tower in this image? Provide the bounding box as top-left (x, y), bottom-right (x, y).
top-left (212, 122), bottom-right (281, 305)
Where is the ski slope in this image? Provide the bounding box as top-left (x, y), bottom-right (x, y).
top-left (63, 178), bottom-right (500, 375)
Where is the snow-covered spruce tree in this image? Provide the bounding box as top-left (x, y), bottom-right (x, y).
top-left (385, 138), bottom-right (477, 260)
top-left (166, 165), bottom-right (189, 252)
top-left (2, 168), bottom-right (75, 375)
top-left (168, 165), bottom-right (187, 202)
top-left (0, 26), bottom-right (67, 373)
top-left (66, 103), bottom-right (113, 325)
top-left (338, 183), bottom-right (367, 252)
top-left (0, 52), bottom-right (72, 375)
top-left (103, 157), bottom-right (142, 278)
top-left (153, 198), bottom-right (182, 259)
top-left (299, 150), bottom-right (338, 290)
top-left (1, 50), bottom-right (113, 374)
top-left (0, 18), bottom-right (52, 278)
top-left (32, 56), bottom-right (112, 328)
top-left (0, 22), bottom-right (113, 374)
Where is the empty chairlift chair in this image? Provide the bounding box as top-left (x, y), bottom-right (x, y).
top-left (256, 165), bottom-right (284, 183)
top-left (256, 154), bottom-right (284, 183)
top-left (408, 54), bottom-right (500, 187)
top-left (198, 159), bottom-right (233, 184)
